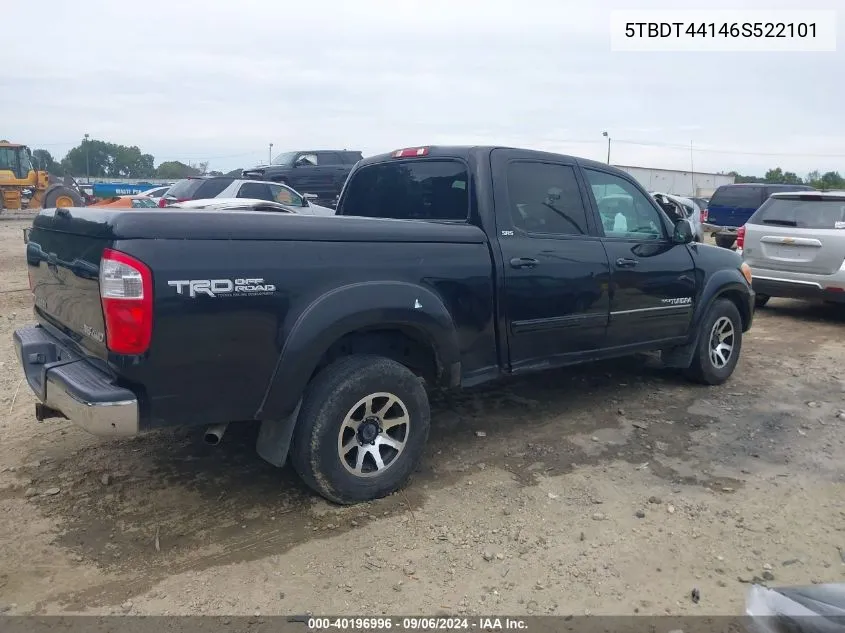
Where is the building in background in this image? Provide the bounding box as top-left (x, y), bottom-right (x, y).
top-left (614, 165), bottom-right (734, 198)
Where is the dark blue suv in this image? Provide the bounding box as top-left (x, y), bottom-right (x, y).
top-left (704, 183), bottom-right (816, 248)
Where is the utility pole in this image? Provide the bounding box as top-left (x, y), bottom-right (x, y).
top-left (268, 143), bottom-right (273, 165)
top-left (690, 140), bottom-right (695, 196)
top-left (602, 131), bottom-right (610, 164)
top-left (84, 133), bottom-right (90, 183)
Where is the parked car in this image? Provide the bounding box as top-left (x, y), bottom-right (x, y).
top-left (704, 183), bottom-right (816, 249)
top-left (211, 179), bottom-right (335, 215)
top-left (171, 198), bottom-right (324, 215)
top-left (689, 196), bottom-right (709, 212)
top-left (651, 192), bottom-right (704, 242)
top-left (139, 185), bottom-right (171, 198)
top-left (139, 185), bottom-right (172, 206)
top-left (157, 176), bottom-right (236, 207)
top-left (739, 190), bottom-right (845, 307)
top-left (241, 150), bottom-right (363, 206)
top-left (15, 145), bottom-right (754, 505)
top-left (89, 195), bottom-right (159, 209)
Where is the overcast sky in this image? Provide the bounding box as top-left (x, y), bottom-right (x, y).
top-left (4, 0), bottom-right (842, 176)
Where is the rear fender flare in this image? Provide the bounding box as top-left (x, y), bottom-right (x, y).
top-left (257, 281), bottom-right (460, 421)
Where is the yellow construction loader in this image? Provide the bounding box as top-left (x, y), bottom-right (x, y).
top-left (0, 141), bottom-right (84, 211)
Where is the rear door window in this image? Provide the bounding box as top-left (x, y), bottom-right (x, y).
top-left (193, 178), bottom-right (234, 199)
top-left (506, 162), bottom-right (591, 236)
top-left (237, 182), bottom-right (273, 200)
top-left (166, 179), bottom-right (204, 199)
top-left (710, 186), bottom-right (763, 208)
top-left (317, 152), bottom-right (342, 165)
top-left (340, 159), bottom-right (469, 221)
top-left (750, 197), bottom-right (845, 229)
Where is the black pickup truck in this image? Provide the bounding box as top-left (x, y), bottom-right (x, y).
top-left (242, 150), bottom-right (363, 205)
top-left (14, 145), bottom-right (755, 504)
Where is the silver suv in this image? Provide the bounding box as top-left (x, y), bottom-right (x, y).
top-left (740, 191), bottom-right (845, 307)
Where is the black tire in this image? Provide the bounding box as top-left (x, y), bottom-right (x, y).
top-left (714, 233), bottom-right (736, 249)
top-left (43, 186), bottom-right (83, 208)
top-left (684, 298), bottom-right (743, 385)
top-left (754, 294), bottom-right (770, 308)
top-left (289, 355), bottom-right (430, 505)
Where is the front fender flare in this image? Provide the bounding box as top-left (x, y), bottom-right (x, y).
top-left (663, 269), bottom-right (753, 368)
top-left (693, 269), bottom-right (753, 332)
top-left (257, 281), bottom-right (460, 420)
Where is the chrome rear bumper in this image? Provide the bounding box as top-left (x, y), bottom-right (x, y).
top-left (13, 325), bottom-right (139, 437)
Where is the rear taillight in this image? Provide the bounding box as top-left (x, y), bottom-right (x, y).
top-left (702, 208), bottom-right (709, 222)
top-left (99, 249), bottom-right (153, 355)
top-left (158, 198), bottom-right (168, 208)
top-left (736, 225), bottom-right (746, 249)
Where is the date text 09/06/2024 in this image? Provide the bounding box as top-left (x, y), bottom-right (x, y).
top-left (306, 617), bottom-right (528, 630)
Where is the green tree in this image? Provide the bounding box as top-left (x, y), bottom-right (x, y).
top-left (764, 167), bottom-right (803, 185)
top-left (31, 149), bottom-right (63, 175)
top-left (727, 171), bottom-right (764, 184)
top-left (60, 138), bottom-right (155, 178)
top-left (155, 161), bottom-right (201, 179)
top-left (819, 171), bottom-right (845, 190)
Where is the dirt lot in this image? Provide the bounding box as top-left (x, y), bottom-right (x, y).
top-left (0, 216), bottom-right (843, 617)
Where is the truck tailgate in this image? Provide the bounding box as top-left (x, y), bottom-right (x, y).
top-left (27, 208), bottom-right (114, 359)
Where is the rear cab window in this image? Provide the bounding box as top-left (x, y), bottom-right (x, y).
top-left (750, 195), bottom-right (845, 229)
top-left (339, 159), bottom-right (470, 221)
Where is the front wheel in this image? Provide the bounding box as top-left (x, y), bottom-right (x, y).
top-left (684, 299), bottom-right (743, 385)
top-left (289, 355), bottom-right (431, 505)
top-left (43, 186), bottom-right (83, 209)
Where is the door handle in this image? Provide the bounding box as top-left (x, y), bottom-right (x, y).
top-left (616, 257), bottom-right (638, 268)
top-left (509, 257), bottom-right (539, 269)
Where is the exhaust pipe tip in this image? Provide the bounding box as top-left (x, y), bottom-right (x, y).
top-left (203, 423), bottom-right (229, 446)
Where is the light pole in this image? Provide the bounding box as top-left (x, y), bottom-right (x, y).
top-left (84, 133), bottom-right (90, 183)
top-left (268, 143), bottom-right (273, 165)
top-left (601, 131), bottom-right (610, 164)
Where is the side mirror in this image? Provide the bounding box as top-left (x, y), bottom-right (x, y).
top-left (673, 219), bottom-right (694, 244)
top-left (302, 193), bottom-right (317, 207)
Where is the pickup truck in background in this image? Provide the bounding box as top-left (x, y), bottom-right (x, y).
top-left (242, 149), bottom-right (363, 206)
top-left (14, 145), bottom-right (755, 504)
top-left (704, 183), bottom-right (816, 249)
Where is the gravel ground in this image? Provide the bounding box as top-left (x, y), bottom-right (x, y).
top-left (0, 218), bottom-right (843, 617)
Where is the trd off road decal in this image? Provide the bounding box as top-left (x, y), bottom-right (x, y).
top-left (168, 278), bottom-right (276, 298)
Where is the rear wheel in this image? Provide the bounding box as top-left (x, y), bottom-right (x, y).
top-left (684, 298), bottom-right (743, 385)
top-left (289, 355), bottom-right (430, 505)
top-left (754, 294), bottom-right (770, 308)
top-left (43, 186), bottom-right (83, 209)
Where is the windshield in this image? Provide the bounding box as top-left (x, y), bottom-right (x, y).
top-left (271, 151), bottom-right (297, 166)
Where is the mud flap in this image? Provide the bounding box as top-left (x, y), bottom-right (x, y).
top-left (661, 336), bottom-right (699, 368)
top-left (255, 401), bottom-right (301, 468)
